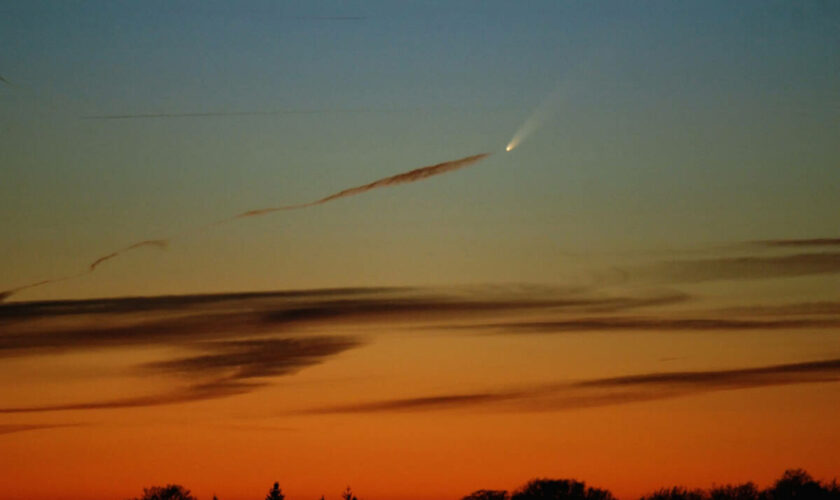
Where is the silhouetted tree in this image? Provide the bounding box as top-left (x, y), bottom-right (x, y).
top-left (585, 487), bottom-right (615, 500)
top-left (709, 483), bottom-right (758, 500)
top-left (639, 486), bottom-right (706, 500)
top-left (511, 479), bottom-right (615, 500)
top-left (266, 482), bottom-right (285, 500)
top-left (763, 470), bottom-right (830, 500)
top-left (342, 486), bottom-right (359, 500)
top-left (130, 484), bottom-right (196, 500)
top-left (462, 489), bottom-right (510, 500)
top-left (827, 480), bottom-right (840, 500)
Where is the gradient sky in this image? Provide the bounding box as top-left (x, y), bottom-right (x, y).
top-left (1, 2), bottom-right (839, 500)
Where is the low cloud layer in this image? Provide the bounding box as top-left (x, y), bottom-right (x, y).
top-left (2, 285), bottom-right (838, 414)
top-left (0, 287), bottom-right (686, 356)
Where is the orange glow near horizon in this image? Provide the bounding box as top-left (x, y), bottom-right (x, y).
top-left (1, 284), bottom-right (839, 500)
top-left (3, 3), bottom-right (840, 495)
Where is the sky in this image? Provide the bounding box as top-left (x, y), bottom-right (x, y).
top-left (0, 1), bottom-right (839, 500)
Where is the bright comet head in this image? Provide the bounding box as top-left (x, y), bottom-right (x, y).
top-left (505, 144), bottom-right (514, 152)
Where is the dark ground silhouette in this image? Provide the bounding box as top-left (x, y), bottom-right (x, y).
top-left (128, 470), bottom-right (840, 500)
top-left (130, 484), bottom-right (196, 500)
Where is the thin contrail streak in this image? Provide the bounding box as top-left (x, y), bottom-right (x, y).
top-left (88, 240), bottom-right (169, 271)
top-left (0, 272), bottom-right (89, 302)
top-left (0, 241), bottom-right (170, 300)
top-left (233, 153), bottom-right (491, 219)
top-left (81, 108), bottom-right (407, 120)
top-left (291, 16), bottom-right (367, 21)
top-left (1, 152), bottom-right (492, 301)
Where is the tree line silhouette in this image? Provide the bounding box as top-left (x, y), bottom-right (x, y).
top-left (128, 469), bottom-right (840, 500)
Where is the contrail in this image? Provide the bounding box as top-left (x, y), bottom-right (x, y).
top-left (0, 75), bottom-right (11, 86)
top-left (1, 152), bottom-right (491, 301)
top-left (0, 241), bottom-right (170, 300)
top-left (291, 16), bottom-right (366, 21)
top-left (0, 272), bottom-right (89, 302)
top-left (234, 152), bottom-right (491, 219)
top-left (88, 240), bottom-right (169, 271)
top-left (81, 108), bottom-right (405, 120)
top-left (80, 104), bottom-right (495, 120)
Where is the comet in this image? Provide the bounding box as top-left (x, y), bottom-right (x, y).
top-left (505, 91), bottom-right (562, 152)
top-left (506, 71), bottom-right (582, 152)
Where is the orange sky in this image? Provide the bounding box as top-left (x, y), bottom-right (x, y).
top-left (2, 2), bottom-right (840, 498)
top-left (1, 277), bottom-right (839, 500)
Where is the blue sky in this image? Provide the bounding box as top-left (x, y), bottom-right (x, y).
top-left (1, 0), bottom-right (838, 299)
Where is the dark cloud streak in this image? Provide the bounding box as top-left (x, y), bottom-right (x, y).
top-left (0, 379), bottom-right (258, 414)
top-left (144, 337), bottom-right (362, 380)
top-left (0, 423), bottom-right (81, 435)
top-left (0, 336), bottom-right (361, 414)
top-left (644, 252), bottom-right (840, 283)
top-left (470, 316), bottom-right (840, 334)
top-left (753, 238), bottom-right (840, 248)
top-left (304, 358), bottom-right (840, 414)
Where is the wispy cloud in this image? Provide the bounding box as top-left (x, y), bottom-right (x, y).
top-left (144, 337), bottom-right (362, 380)
top-left (0, 336), bottom-right (360, 414)
top-left (0, 423), bottom-right (82, 435)
top-left (640, 252), bottom-right (840, 283)
top-left (752, 238), bottom-right (840, 248)
top-left (468, 316), bottom-right (840, 334)
top-left (0, 379), bottom-right (258, 414)
top-left (302, 358), bottom-right (840, 414)
top-left (715, 301), bottom-right (840, 317)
